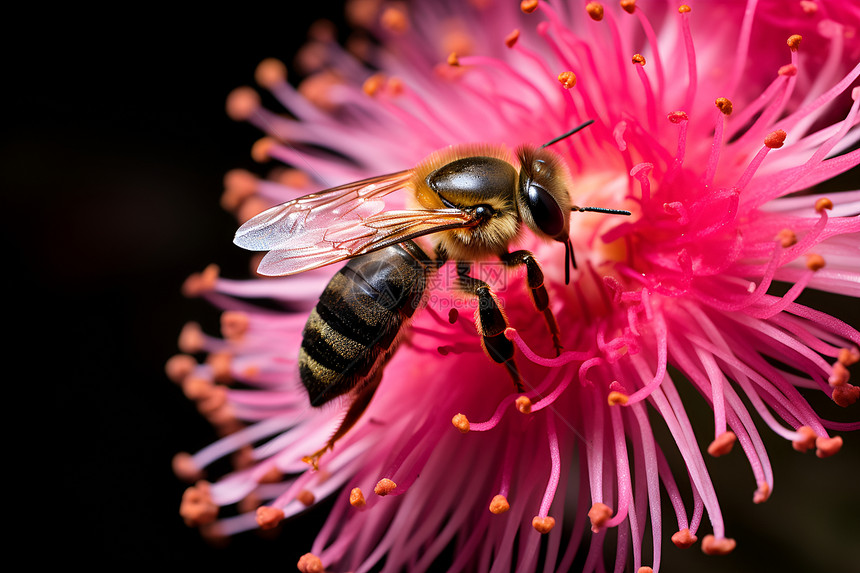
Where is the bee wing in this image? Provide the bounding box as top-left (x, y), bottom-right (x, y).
top-left (234, 170), bottom-right (475, 276)
top-left (234, 170), bottom-right (414, 252)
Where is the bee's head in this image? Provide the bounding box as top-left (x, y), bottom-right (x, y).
top-left (516, 145), bottom-right (577, 283)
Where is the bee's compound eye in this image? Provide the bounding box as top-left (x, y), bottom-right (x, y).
top-left (526, 184), bottom-right (564, 237)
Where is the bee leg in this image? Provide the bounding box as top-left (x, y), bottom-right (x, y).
top-left (455, 267), bottom-right (524, 393)
top-left (500, 250), bottom-right (563, 356)
top-left (302, 370), bottom-right (383, 471)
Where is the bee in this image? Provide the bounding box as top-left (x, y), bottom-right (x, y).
top-left (233, 121), bottom-right (630, 468)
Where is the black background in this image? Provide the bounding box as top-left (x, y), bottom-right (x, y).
top-left (7, 3), bottom-right (859, 571)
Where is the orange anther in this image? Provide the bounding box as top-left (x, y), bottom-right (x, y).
top-left (349, 487), bottom-right (366, 508)
top-left (165, 354), bottom-right (196, 383)
top-left (172, 452), bottom-right (204, 483)
top-left (489, 494), bottom-right (510, 514)
top-left (225, 87), bottom-right (260, 121)
top-left (532, 515), bottom-right (556, 533)
top-left (380, 5), bottom-right (409, 33)
top-left (251, 137), bottom-right (275, 162)
top-left (588, 502), bottom-right (612, 532)
top-left (521, 0), bottom-right (539, 14)
top-left (792, 426), bottom-right (817, 452)
top-left (516, 395), bottom-right (533, 414)
top-left (586, 2), bottom-right (604, 20)
top-left (707, 431), bottom-right (736, 457)
top-left (787, 34), bottom-right (803, 52)
top-left (815, 435), bottom-right (843, 458)
top-left (452, 413), bottom-right (470, 433)
top-left (297, 489), bottom-right (316, 506)
top-left (775, 228), bottom-right (797, 248)
top-left (668, 111), bottom-right (689, 123)
top-left (671, 528), bottom-right (698, 548)
top-left (558, 71), bottom-right (577, 89)
top-left (180, 481), bottom-right (218, 527)
top-left (701, 534), bottom-right (736, 555)
top-left (374, 478), bottom-right (397, 496)
top-left (297, 553), bottom-right (325, 573)
top-left (839, 347), bottom-right (860, 365)
top-left (362, 73), bottom-right (385, 96)
top-left (764, 129), bottom-right (787, 148)
top-left (829, 361), bottom-right (850, 386)
top-left (753, 481), bottom-right (771, 504)
top-left (256, 506), bottom-right (285, 530)
top-left (715, 97), bottom-right (733, 115)
top-left (832, 384), bottom-right (859, 407)
top-left (805, 253), bottom-right (825, 271)
top-left (255, 58), bottom-right (287, 88)
top-left (815, 197), bottom-right (833, 213)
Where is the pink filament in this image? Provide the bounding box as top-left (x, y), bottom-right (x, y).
top-left (678, 9), bottom-right (698, 114)
top-left (605, 405), bottom-right (632, 528)
top-left (725, 0), bottom-right (759, 97)
top-left (633, 5), bottom-right (666, 103)
top-left (538, 414), bottom-right (562, 517)
top-left (624, 313), bottom-right (668, 405)
top-left (505, 327), bottom-right (591, 366)
top-left (702, 106), bottom-right (726, 187)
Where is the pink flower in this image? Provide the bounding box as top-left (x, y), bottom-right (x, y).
top-left (170, 1), bottom-right (860, 571)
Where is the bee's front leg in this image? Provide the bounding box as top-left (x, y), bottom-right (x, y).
top-left (455, 263), bottom-right (524, 393)
top-left (500, 250), bottom-right (563, 356)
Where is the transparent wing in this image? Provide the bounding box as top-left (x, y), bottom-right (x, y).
top-left (234, 170), bottom-right (475, 276)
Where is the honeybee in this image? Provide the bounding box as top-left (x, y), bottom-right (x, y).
top-left (233, 121), bottom-right (630, 468)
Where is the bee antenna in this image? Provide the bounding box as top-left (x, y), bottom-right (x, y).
top-left (564, 237), bottom-right (577, 285)
top-left (571, 205), bottom-right (632, 216)
top-left (541, 119), bottom-right (595, 149)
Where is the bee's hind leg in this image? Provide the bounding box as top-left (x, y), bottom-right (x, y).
top-left (500, 250), bottom-right (564, 356)
top-left (302, 370), bottom-right (383, 470)
top-left (455, 263), bottom-right (524, 393)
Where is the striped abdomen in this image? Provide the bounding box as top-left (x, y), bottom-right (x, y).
top-left (298, 241), bottom-right (433, 406)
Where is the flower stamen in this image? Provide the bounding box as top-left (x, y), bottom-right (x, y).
top-left (701, 534), bottom-right (737, 555)
top-left (532, 515), bottom-right (556, 533)
top-left (515, 395), bottom-right (532, 414)
top-left (586, 2), bottom-right (604, 21)
top-left (677, 4), bottom-right (697, 112)
top-left (753, 481), bottom-right (771, 504)
top-left (297, 553), bottom-right (325, 573)
top-left (452, 413), bottom-right (471, 433)
top-left (520, 0), bottom-right (538, 14)
top-left (374, 478), bottom-right (397, 496)
top-left (588, 502), bottom-right (613, 532)
top-left (256, 505), bottom-right (286, 529)
top-left (489, 494), bottom-right (510, 514)
top-left (671, 528), bottom-right (698, 549)
top-left (349, 487), bottom-right (366, 508)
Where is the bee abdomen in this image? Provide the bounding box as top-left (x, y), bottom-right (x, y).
top-left (299, 242), bottom-right (431, 406)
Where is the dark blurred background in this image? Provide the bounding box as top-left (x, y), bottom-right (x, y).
top-left (6, 3), bottom-right (858, 571)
